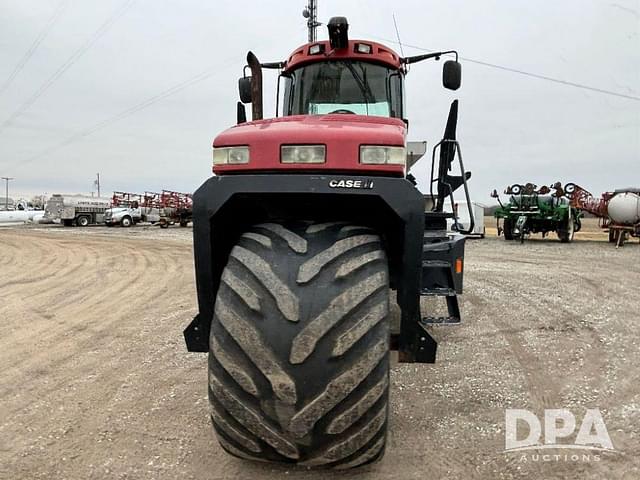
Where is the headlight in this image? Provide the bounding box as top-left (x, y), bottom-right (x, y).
top-left (359, 146), bottom-right (406, 165)
top-left (281, 145), bottom-right (325, 164)
top-left (212, 146), bottom-right (250, 165)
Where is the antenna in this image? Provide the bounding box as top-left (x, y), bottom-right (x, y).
top-left (392, 14), bottom-right (405, 57)
top-left (302, 0), bottom-right (319, 42)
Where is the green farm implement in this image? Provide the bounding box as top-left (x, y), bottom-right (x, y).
top-left (491, 182), bottom-right (582, 243)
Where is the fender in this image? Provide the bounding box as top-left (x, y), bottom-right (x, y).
top-left (184, 173), bottom-right (431, 361)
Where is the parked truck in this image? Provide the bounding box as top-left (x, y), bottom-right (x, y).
top-left (104, 192), bottom-right (161, 227)
top-left (104, 205), bottom-right (161, 227)
top-left (104, 191), bottom-right (191, 227)
top-left (184, 16), bottom-right (472, 468)
top-left (44, 194), bottom-right (111, 226)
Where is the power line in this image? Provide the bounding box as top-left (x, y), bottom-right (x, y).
top-left (0, 0), bottom-right (68, 97)
top-left (0, 0), bottom-right (135, 135)
top-left (10, 58), bottom-right (236, 170)
top-left (370, 35), bottom-right (640, 102)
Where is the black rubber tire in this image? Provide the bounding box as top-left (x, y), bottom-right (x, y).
top-left (503, 219), bottom-right (514, 240)
top-left (121, 216), bottom-right (132, 228)
top-left (557, 210), bottom-right (574, 243)
top-left (77, 215), bottom-right (90, 227)
top-left (208, 222), bottom-right (390, 469)
top-left (564, 182), bottom-right (577, 195)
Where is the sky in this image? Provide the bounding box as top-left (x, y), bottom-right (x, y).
top-left (0, 0), bottom-right (638, 204)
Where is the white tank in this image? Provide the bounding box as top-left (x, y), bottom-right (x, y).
top-left (608, 191), bottom-right (640, 225)
top-left (62, 195), bottom-right (111, 208)
top-left (44, 194), bottom-right (111, 220)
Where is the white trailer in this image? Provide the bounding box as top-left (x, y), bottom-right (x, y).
top-left (44, 194), bottom-right (112, 226)
top-left (448, 201), bottom-right (486, 237)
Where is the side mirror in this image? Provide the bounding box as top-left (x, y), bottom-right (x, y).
top-left (237, 102), bottom-right (247, 124)
top-left (443, 60), bottom-right (461, 90)
top-left (238, 77), bottom-right (252, 104)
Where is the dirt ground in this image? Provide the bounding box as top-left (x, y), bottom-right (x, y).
top-left (1, 221), bottom-right (638, 480)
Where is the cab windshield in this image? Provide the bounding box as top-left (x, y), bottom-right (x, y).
top-left (282, 60), bottom-right (403, 118)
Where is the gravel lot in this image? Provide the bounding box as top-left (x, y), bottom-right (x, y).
top-left (1, 220), bottom-right (638, 479)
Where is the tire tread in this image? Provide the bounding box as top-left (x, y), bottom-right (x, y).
top-left (208, 222), bottom-right (390, 468)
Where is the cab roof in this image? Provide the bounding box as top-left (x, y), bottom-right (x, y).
top-left (283, 39), bottom-right (402, 73)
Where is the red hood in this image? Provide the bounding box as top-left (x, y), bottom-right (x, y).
top-left (213, 115), bottom-right (406, 174)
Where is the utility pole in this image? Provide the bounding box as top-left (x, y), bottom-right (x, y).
top-left (1, 177), bottom-right (14, 210)
top-left (302, 0), bottom-right (319, 42)
top-left (95, 173), bottom-right (101, 197)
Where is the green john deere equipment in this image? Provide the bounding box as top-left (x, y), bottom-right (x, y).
top-left (491, 182), bottom-right (582, 243)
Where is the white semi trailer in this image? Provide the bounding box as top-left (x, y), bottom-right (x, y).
top-left (44, 194), bottom-right (112, 226)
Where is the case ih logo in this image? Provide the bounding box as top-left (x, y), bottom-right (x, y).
top-left (505, 409), bottom-right (615, 454)
top-left (328, 179), bottom-right (374, 189)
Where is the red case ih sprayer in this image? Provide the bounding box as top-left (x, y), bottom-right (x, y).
top-left (184, 17), bottom-right (473, 468)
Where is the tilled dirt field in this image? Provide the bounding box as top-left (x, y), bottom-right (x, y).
top-left (1, 223), bottom-right (638, 479)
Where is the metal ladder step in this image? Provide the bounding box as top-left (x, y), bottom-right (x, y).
top-left (419, 294), bottom-right (461, 325)
top-left (421, 287), bottom-right (457, 297)
top-left (422, 260), bottom-right (451, 268)
top-left (421, 316), bottom-right (461, 326)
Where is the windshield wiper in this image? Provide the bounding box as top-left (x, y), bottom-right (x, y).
top-left (342, 61), bottom-right (374, 105)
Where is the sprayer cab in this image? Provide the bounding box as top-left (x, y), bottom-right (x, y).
top-left (227, 17), bottom-right (462, 177)
top-left (238, 19), bottom-right (461, 120)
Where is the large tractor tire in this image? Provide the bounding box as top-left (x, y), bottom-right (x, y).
top-left (503, 218), bottom-right (514, 240)
top-left (208, 222), bottom-right (390, 468)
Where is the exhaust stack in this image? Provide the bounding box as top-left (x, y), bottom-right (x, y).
top-left (247, 51), bottom-right (263, 121)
